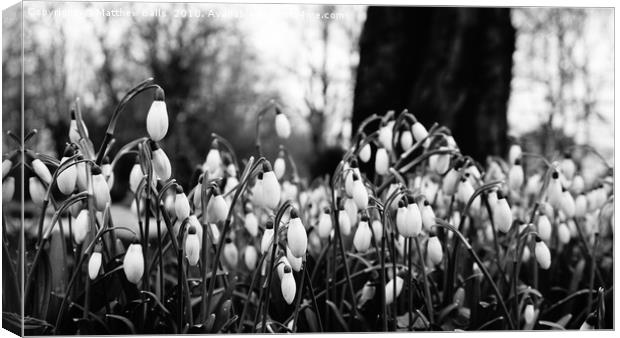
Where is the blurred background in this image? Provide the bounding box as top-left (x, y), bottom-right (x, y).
top-left (2, 2), bottom-right (614, 203)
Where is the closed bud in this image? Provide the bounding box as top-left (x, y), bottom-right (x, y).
top-left (287, 209), bottom-right (307, 257)
top-left (203, 140), bottom-right (223, 177)
top-left (351, 174), bottom-right (368, 209)
top-left (344, 161), bottom-right (360, 197)
top-left (151, 143), bottom-right (171, 180)
top-left (374, 148), bottom-right (389, 175)
top-left (559, 154), bottom-right (576, 180)
top-left (457, 178), bottom-right (474, 204)
top-left (547, 171), bottom-right (563, 209)
top-left (537, 214), bottom-right (552, 242)
top-left (2, 159), bottom-right (12, 179)
top-left (378, 122), bottom-right (394, 152)
top-left (344, 198), bottom-right (358, 225)
top-left (69, 111), bottom-right (89, 144)
top-left (508, 160), bottom-right (524, 190)
top-left (338, 209), bottom-right (351, 236)
top-left (402, 198), bottom-right (422, 237)
top-left (353, 217), bottom-right (372, 252)
top-left (534, 237), bottom-right (551, 270)
top-left (561, 189), bottom-right (576, 218)
top-left (244, 212), bottom-right (259, 237)
top-left (358, 143), bottom-right (371, 163)
top-left (207, 189), bottom-right (228, 223)
top-left (372, 219), bottom-right (383, 242)
top-left (571, 175), bottom-right (585, 194)
top-left (286, 245), bottom-right (303, 271)
top-left (261, 221), bottom-right (274, 254)
top-left (385, 276), bottom-right (404, 305)
top-left (525, 173), bottom-right (542, 196)
top-left (443, 167), bottom-right (461, 196)
top-left (185, 225), bottom-right (201, 266)
top-left (557, 223), bottom-right (571, 244)
top-left (3, 177), bottom-right (15, 202)
top-left (129, 163), bottom-right (143, 194)
top-left (29, 177), bottom-right (46, 207)
top-left (123, 242), bottom-right (145, 284)
top-left (281, 266), bottom-right (296, 304)
top-left (274, 155), bottom-right (286, 180)
top-left (102, 157), bottom-right (114, 189)
top-left (277, 256), bottom-right (291, 279)
top-left (32, 158), bottom-right (52, 185)
top-left (174, 186), bottom-right (191, 220)
top-left (427, 235), bottom-right (443, 265)
top-left (88, 251), bottom-right (102, 280)
top-left (429, 148), bottom-right (450, 174)
top-left (521, 245), bottom-right (531, 262)
top-left (524, 304), bottom-right (536, 325)
top-left (575, 194), bottom-right (587, 218)
top-left (91, 166), bottom-right (111, 211)
top-left (209, 223), bottom-right (220, 245)
top-left (318, 208), bottom-right (332, 239)
top-left (244, 245), bottom-right (258, 270)
top-left (223, 238), bottom-right (238, 268)
top-left (358, 281), bottom-right (376, 308)
top-left (261, 163), bottom-right (281, 210)
top-left (275, 108), bottom-right (291, 139)
top-left (400, 130), bottom-right (413, 150)
top-left (146, 88), bottom-right (168, 141)
top-left (411, 122), bottom-right (428, 142)
top-left (493, 193), bottom-right (513, 233)
top-left (421, 200), bottom-right (436, 231)
top-left (57, 149), bottom-right (77, 195)
top-left (508, 144), bottom-right (522, 166)
top-left (396, 201), bottom-right (408, 235)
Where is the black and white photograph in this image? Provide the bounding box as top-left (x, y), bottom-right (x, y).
top-left (1, 0), bottom-right (615, 335)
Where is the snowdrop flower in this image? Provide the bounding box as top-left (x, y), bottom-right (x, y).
top-left (358, 281), bottom-right (376, 308)
top-left (146, 87), bottom-right (168, 141)
top-left (534, 236), bottom-right (551, 270)
top-left (29, 177), bottom-right (46, 207)
top-left (524, 303), bottom-right (536, 325)
top-left (124, 241), bottom-right (145, 284)
top-left (372, 219), bottom-right (383, 242)
top-left (174, 185), bottom-right (190, 221)
top-left (317, 207), bottom-right (332, 239)
top-left (358, 143), bottom-right (371, 163)
top-left (69, 110), bottom-right (89, 144)
top-left (286, 246), bottom-right (303, 272)
top-left (277, 256), bottom-right (291, 279)
top-left (244, 245), bottom-right (258, 270)
top-left (101, 156), bottom-right (114, 189)
top-left (571, 175), bottom-right (585, 194)
top-left (129, 162), bottom-right (143, 194)
top-left (427, 234), bottom-right (443, 265)
top-left (244, 210), bottom-right (259, 237)
top-left (207, 188), bottom-right (228, 224)
top-left (521, 245), bottom-right (531, 262)
top-left (185, 225), bottom-right (201, 266)
top-left (493, 192), bottom-right (513, 233)
top-left (537, 214), bottom-right (552, 242)
top-left (353, 216), bottom-right (372, 253)
top-left (421, 200), bottom-right (436, 231)
top-left (525, 173), bottom-right (542, 196)
top-left (559, 153), bottom-right (576, 180)
top-left (400, 129), bottom-right (413, 150)
top-left (351, 174), bottom-right (368, 210)
top-left (411, 121), bottom-right (428, 142)
top-left (274, 152), bottom-right (286, 180)
top-left (57, 147), bottom-right (77, 195)
top-left (385, 276), bottom-right (404, 305)
top-left (508, 159), bottom-right (524, 191)
top-left (338, 207), bottom-right (352, 236)
top-left (275, 107), bottom-right (291, 139)
top-left (223, 238), bottom-right (238, 268)
top-left (344, 160), bottom-right (361, 197)
top-left (429, 148), bottom-right (450, 174)
top-left (251, 173), bottom-right (264, 208)
top-left (203, 140), bottom-right (223, 178)
top-left (457, 177), bottom-right (474, 205)
top-left (443, 166), bottom-right (461, 196)
top-left (88, 249), bottom-right (102, 280)
top-left (287, 208), bottom-right (307, 258)
top-left (281, 266), bottom-right (296, 304)
top-left (91, 166), bottom-right (111, 211)
top-left (32, 158), bottom-right (52, 185)
top-left (73, 209), bottom-right (90, 244)
top-left (547, 171), bottom-right (564, 210)
top-left (3, 177), bottom-right (15, 202)
top-left (378, 121), bottom-right (394, 152)
top-left (261, 162), bottom-right (281, 210)
top-left (508, 144), bottom-right (522, 166)
top-left (557, 223), bottom-right (571, 245)
top-left (561, 189), bottom-right (576, 218)
top-left (2, 158), bottom-right (12, 179)
top-left (261, 221), bottom-right (274, 254)
top-left (402, 196), bottom-right (422, 237)
top-left (374, 147), bottom-right (389, 175)
top-left (575, 194), bottom-right (587, 218)
top-left (150, 141), bottom-right (171, 180)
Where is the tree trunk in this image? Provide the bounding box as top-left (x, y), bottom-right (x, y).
top-left (353, 7), bottom-right (515, 162)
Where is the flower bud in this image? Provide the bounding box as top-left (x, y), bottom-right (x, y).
top-left (338, 209), bottom-right (351, 236)
top-left (123, 242), bottom-right (145, 284)
top-left (29, 177), bottom-right (46, 207)
top-left (287, 209), bottom-right (307, 258)
top-left (3, 177), bottom-right (15, 202)
top-left (244, 211), bottom-right (259, 237)
top-left (88, 250), bottom-right (102, 280)
top-left (281, 266), bottom-right (296, 304)
top-left (69, 110), bottom-right (89, 144)
top-left (547, 171), bottom-right (563, 209)
top-left (223, 238), bottom-right (238, 268)
top-left (203, 140), bottom-right (223, 177)
top-left (92, 166), bottom-right (111, 211)
top-left (31, 158), bottom-right (52, 186)
top-left (286, 245), bottom-right (303, 271)
top-left (209, 223), bottom-right (220, 245)
top-left (421, 200), bottom-right (436, 231)
top-left (508, 159), bottom-right (524, 190)
top-left (525, 173), bottom-right (542, 196)
top-left (344, 198), bottom-right (358, 225)
top-left (378, 121), bottom-right (394, 152)
top-left (400, 130), bottom-right (413, 150)
top-left (457, 178), bottom-right (474, 204)
top-left (385, 276), bottom-right (404, 305)
top-left (102, 157), bottom-right (114, 189)
top-left (359, 281), bottom-right (376, 307)
top-left (358, 143), bottom-right (371, 163)
top-left (344, 160), bottom-right (360, 197)
top-left (185, 225), bottom-right (201, 266)
top-left (557, 223), bottom-right (571, 245)
top-left (395, 200), bottom-right (408, 234)
top-left (261, 162), bottom-right (281, 210)
top-left (2, 159), bottom-right (12, 179)
top-left (374, 148), bottom-right (389, 175)
top-left (575, 194), bottom-right (587, 218)
top-left (261, 221), bottom-right (274, 254)
top-left (493, 192), bottom-right (513, 233)
top-left (351, 174), bottom-right (368, 210)
top-left (524, 303), bottom-right (535, 325)
top-left (560, 189), bottom-right (575, 218)
top-left (508, 144), bottom-right (522, 166)
top-left (427, 235), bottom-right (443, 265)
top-left (129, 162), bottom-right (143, 194)
top-left (429, 148), bottom-right (450, 174)
top-left (150, 142), bottom-right (171, 180)
top-left (442, 167), bottom-right (461, 196)
top-left (353, 217), bottom-right (372, 253)
top-left (318, 207), bottom-right (332, 239)
top-left (521, 245), bottom-right (531, 262)
top-left (207, 189), bottom-right (228, 223)
top-left (559, 153), bottom-right (576, 180)
top-left (536, 214), bottom-right (552, 242)
top-left (534, 237), bottom-right (551, 270)
top-left (244, 245), bottom-right (258, 270)
top-left (411, 122), bottom-right (428, 142)
top-left (372, 219), bottom-right (383, 242)
top-left (146, 88), bottom-right (168, 141)
top-left (57, 147), bottom-right (77, 195)
top-left (277, 256), bottom-right (291, 279)
top-left (571, 175), bottom-right (585, 194)
top-left (274, 154), bottom-right (286, 180)
top-left (174, 185), bottom-right (190, 221)
top-left (275, 108), bottom-right (291, 139)
top-left (453, 287), bottom-right (465, 307)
